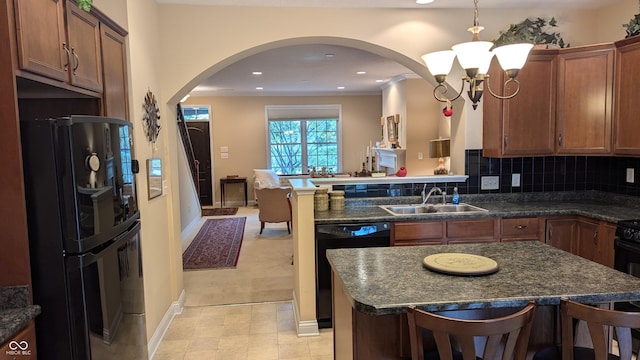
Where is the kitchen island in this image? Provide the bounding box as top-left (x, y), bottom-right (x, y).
top-left (327, 241), bottom-right (640, 359)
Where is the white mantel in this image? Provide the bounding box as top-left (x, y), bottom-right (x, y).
top-left (373, 147), bottom-right (405, 174)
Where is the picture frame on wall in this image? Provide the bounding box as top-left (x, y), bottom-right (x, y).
top-left (386, 114), bottom-right (400, 147)
top-left (147, 158), bottom-right (163, 199)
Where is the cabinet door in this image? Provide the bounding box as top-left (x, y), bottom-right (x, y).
top-left (556, 44), bottom-right (614, 154)
top-left (66, 2), bottom-right (102, 92)
top-left (575, 219), bottom-right (599, 262)
top-left (13, 0), bottom-right (68, 81)
top-left (576, 219), bottom-right (615, 267)
top-left (546, 218), bottom-right (576, 253)
top-left (614, 37), bottom-right (640, 155)
top-left (483, 52), bottom-right (557, 157)
top-left (100, 24), bottom-right (128, 119)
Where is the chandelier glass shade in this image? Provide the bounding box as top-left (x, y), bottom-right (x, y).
top-left (421, 0), bottom-right (533, 110)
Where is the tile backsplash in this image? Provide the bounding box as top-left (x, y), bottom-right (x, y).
top-left (334, 150), bottom-right (640, 198)
top-left (463, 150), bottom-right (640, 197)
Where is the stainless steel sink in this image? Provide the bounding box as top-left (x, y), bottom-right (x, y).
top-left (379, 203), bottom-right (488, 216)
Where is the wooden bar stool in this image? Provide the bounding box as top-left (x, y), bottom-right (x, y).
top-left (533, 298), bottom-right (640, 360)
top-left (407, 301), bottom-right (537, 360)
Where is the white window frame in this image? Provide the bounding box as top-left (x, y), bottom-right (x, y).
top-left (265, 105), bottom-right (342, 174)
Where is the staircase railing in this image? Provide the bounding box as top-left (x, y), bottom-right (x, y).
top-left (176, 103), bottom-right (200, 197)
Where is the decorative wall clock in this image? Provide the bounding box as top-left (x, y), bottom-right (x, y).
top-left (143, 90), bottom-right (161, 144)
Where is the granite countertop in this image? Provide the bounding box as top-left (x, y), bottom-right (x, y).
top-left (326, 241), bottom-right (640, 316)
top-left (0, 286), bottom-right (40, 345)
top-left (313, 191), bottom-right (640, 224)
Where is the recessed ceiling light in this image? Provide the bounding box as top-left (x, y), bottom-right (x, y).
top-left (375, 80), bottom-right (384, 83)
top-left (325, 53), bottom-right (335, 58)
top-left (252, 71), bottom-right (263, 75)
top-left (416, 0), bottom-right (434, 3)
top-left (357, 71), bottom-right (366, 75)
top-left (256, 87), bottom-right (264, 90)
top-left (337, 86), bottom-right (345, 90)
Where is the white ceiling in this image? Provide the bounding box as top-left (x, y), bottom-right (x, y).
top-left (176, 0), bottom-right (624, 97)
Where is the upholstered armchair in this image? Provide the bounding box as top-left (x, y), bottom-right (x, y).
top-left (255, 187), bottom-right (292, 234)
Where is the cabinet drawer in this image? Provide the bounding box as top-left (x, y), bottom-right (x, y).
top-left (446, 219), bottom-right (496, 238)
top-left (393, 222), bottom-right (444, 241)
top-left (501, 218), bottom-right (539, 236)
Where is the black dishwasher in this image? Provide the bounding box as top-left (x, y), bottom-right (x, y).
top-left (315, 222), bottom-right (391, 328)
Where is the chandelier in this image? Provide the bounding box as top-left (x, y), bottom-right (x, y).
top-left (421, 0), bottom-right (533, 111)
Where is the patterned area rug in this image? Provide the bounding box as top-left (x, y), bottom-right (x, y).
top-left (202, 207), bottom-right (239, 216)
top-left (183, 217), bottom-right (246, 270)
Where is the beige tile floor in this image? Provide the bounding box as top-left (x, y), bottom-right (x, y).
top-left (153, 302), bottom-right (333, 360)
top-left (154, 207), bottom-right (334, 359)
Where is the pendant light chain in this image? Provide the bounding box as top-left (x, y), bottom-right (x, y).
top-left (473, 0), bottom-right (480, 27)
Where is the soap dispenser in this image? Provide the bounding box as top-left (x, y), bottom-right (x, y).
top-left (452, 187), bottom-right (460, 205)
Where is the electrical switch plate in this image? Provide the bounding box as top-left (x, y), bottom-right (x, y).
top-left (512, 173), bottom-right (521, 187)
top-left (221, 153), bottom-right (229, 159)
top-left (220, 146), bottom-right (229, 153)
top-left (627, 168), bottom-right (635, 183)
top-left (418, 152), bottom-right (423, 160)
top-left (481, 176), bottom-right (499, 190)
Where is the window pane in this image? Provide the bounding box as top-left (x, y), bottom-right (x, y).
top-left (270, 144), bottom-right (302, 174)
top-left (270, 120), bottom-right (301, 144)
top-left (182, 106), bottom-right (210, 120)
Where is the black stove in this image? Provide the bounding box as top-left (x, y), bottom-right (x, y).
top-left (616, 219), bottom-right (640, 242)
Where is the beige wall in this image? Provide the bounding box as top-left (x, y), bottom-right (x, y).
top-left (184, 95), bottom-right (382, 203)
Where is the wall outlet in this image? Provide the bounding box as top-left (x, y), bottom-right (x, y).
top-left (627, 168), bottom-right (635, 183)
top-left (417, 152), bottom-right (423, 160)
top-left (481, 176), bottom-right (499, 190)
top-left (512, 173), bottom-right (521, 187)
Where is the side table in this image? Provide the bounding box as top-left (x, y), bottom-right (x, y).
top-left (220, 177), bottom-right (248, 207)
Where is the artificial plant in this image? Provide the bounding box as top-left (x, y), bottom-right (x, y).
top-left (77, 0), bottom-right (92, 12)
top-left (623, 0), bottom-right (640, 39)
top-left (493, 17), bottom-right (568, 48)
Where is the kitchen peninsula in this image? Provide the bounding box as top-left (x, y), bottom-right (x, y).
top-left (327, 241), bottom-right (640, 359)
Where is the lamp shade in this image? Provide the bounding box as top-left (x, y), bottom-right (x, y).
top-left (430, 139), bottom-right (451, 158)
top-left (451, 41), bottom-right (493, 70)
top-left (492, 43), bottom-right (534, 71)
top-left (421, 50), bottom-right (456, 76)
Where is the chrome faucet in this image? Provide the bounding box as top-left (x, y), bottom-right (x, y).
top-left (421, 186), bottom-right (446, 205)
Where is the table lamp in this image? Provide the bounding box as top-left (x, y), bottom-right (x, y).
top-left (430, 139), bottom-right (450, 175)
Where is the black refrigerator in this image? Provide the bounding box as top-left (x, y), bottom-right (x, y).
top-left (20, 116), bottom-right (148, 360)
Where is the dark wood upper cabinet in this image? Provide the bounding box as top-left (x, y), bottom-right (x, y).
top-left (66, 1), bottom-right (102, 92)
top-left (614, 36), bottom-right (640, 155)
top-left (483, 51), bottom-right (557, 157)
top-left (484, 44), bottom-right (616, 157)
top-left (100, 23), bottom-right (128, 119)
top-left (13, 0), bottom-right (103, 93)
top-left (13, 0), bottom-right (68, 82)
top-left (556, 44), bottom-right (614, 155)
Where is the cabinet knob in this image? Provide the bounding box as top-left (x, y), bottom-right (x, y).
top-left (593, 231), bottom-right (598, 246)
top-left (514, 225), bottom-right (528, 230)
top-left (558, 134), bottom-right (563, 147)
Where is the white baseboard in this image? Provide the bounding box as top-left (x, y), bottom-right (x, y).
top-left (292, 290), bottom-right (319, 337)
top-left (181, 216), bottom-right (204, 251)
top-left (148, 290), bottom-right (186, 359)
